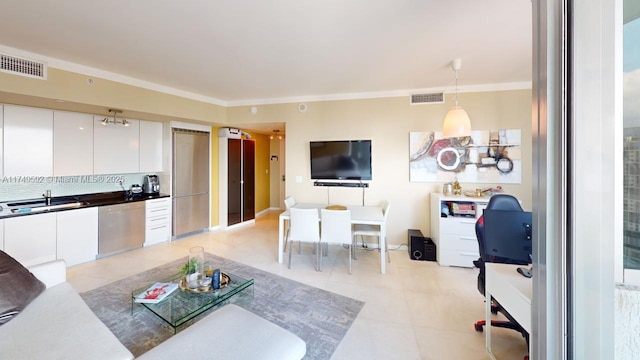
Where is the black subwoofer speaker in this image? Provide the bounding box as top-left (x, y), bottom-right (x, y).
top-left (408, 229), bottom-right (436, 261)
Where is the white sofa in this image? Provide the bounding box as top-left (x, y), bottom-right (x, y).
top-left (0, 260), bottom-right (306, 360)
top-left (0, 260), bottom-right (134, 359)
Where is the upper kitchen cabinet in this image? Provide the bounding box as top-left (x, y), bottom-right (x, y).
top-left (139, 120), bottom-right (163, 173)
top-left (0, 104), bottom-right (3, 178)
top-left (94, 116), bottom-right (140, 174)
top-left (53, 111), bottom-right (94, 176)
top-left (3, 105), bottom-right (53, 176)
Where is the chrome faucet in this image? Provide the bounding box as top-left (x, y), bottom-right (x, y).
top-left (43, 189), bottom-right (52, 206)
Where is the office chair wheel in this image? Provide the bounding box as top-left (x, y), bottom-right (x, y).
top-left (474, 323), bottom-right (484, 332)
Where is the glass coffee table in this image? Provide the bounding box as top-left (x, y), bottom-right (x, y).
top-left (131, 271), bottom-right (254, 332)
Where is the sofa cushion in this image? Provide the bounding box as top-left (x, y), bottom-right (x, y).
top-left (0, 250), bottom-right (46, 325)
top-left (137, 304), bottom-right (306, 360)
top-left (0, 281), bottom-right (134, 360)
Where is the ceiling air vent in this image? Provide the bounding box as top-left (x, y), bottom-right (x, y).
top-left (410, 92), bottom-right (444, 105)
top-left (0, 53), bottom-right (47, 79)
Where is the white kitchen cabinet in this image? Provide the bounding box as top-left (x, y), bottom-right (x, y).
top-left (93, 116), bottom-right (140, 174)
top-left (430, 193), bottom-right (488, 268)
top-left (57, 207), bottom-right (98, 266)
top-left (0, 219), bottom-right (4, 251)
top-left (4, 213), bottom-right (57, 267)
top-left (53, 111), bottom-right (94, 176)
top-left (145, 198), bottom-right (171, 246)
top-left (3, 105), bottom-right (53, 176)
top-left (139, 120), bottom-right (163, 173)
top-left (0, 104), bottom-right (4, 178)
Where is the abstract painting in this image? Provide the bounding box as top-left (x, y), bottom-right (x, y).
top-left (409, 129), bottom-right (522, 184)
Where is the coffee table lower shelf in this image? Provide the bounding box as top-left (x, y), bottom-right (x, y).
top-left (131, 272), bottom-right (254, 332)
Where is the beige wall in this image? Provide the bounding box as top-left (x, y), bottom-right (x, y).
top-left (0, 68), bottom-right (227, 125)
top-left (0, 66), bottom-right (530, 246)
top-left (228, 90), bottom-right (532, 246)
top-left (246, 132), bottom-right (272, 215)
top-left (0, 68), bottom-right (280, 228)
top-left (210, 127), bottom-right (220, 227)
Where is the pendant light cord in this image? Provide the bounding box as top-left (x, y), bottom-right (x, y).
top-left (454, 69), bottom-right (460, 107)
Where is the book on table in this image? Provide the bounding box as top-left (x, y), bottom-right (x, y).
top-left (134, 282), bottom-right (179, 304)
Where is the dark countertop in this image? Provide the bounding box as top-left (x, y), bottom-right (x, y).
top-left (0, 191), bottom-right (170, 219)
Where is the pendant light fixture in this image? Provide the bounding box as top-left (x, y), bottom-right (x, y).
top-left (442, 58), bottom-right (471, 138)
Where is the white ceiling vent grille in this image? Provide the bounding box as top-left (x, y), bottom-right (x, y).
top-left (410, 92), bottom-right (444, 105)
top-left (0, 53), bottom-right (47, 79)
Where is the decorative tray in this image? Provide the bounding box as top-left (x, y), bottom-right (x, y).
top-left (463, 191), bottom-right (485, 198)
top-left (179, 273), bottom-right (230, 293)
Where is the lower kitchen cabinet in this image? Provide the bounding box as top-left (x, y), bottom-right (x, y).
top-left (57, 207), bottom-right (99, 266)
top-left (0, 219), bottom-right (4, 251)
top-left (4, 213), bottom-right (57, 267)
top-left (145, 198), bottom-right (172, 246)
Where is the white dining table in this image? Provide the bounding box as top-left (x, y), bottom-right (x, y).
top-left (278, 203), bottom-right (387, 274)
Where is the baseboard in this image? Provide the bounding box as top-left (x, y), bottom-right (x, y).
top-left (227, 219), bottom-right (256, 230)
top-left (354, 242), bottom-right (408, 251)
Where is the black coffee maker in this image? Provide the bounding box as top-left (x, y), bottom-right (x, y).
top-left (143, 175), bottom-right (160, 195)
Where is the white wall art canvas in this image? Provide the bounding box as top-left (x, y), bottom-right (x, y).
top-left (409, 129), bottom-right (522, 184)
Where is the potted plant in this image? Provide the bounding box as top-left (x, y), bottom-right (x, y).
top-left (179, 257), bottom-right (200, 276)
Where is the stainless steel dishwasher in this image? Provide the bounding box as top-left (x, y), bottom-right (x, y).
top-left (98, 201), bottom-right (145, 258)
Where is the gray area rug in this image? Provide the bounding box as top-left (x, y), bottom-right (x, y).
top-left (80, 253), bottom-right (364, 359)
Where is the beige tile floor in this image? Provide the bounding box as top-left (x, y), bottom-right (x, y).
top-left (67, 211), bottom-right (528, 360)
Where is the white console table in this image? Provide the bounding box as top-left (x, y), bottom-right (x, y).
top-left (429, 193), bottom-right (489, 267)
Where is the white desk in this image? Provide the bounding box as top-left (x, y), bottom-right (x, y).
top-left (278, 204), bottom-right (387, 274)
top-left (485, 263), bottom-right (532, 359)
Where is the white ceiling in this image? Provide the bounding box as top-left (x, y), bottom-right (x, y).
top-left (0, 0), bottom-right (532, 107)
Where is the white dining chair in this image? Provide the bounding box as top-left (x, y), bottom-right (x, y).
top-left (320, 208), bottom-right (354, 274)
top-left (283, 196), bottom-right (296, 253)
top-left (352, 201), bottom-right (391, 263)
top-left (288, 207), bottom-right (320, 270)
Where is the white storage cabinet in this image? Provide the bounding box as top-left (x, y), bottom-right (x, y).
top-left (145, 198), bottom-right (172, 246)
top-left (4, 213), bottom-right (57, 267)
top-left (0, 104), bottom-right (3, 178)
top-left (139, 120), bottom-right (163, 173)
top-left (93, 116), bottom-right (140, 174)
top-left (3, 105), bottom-right (53, 176)
top-left (0, 219), bottom-right (4, 251)
top-left (57, 207), bottom-right (99, 266)
top-left (429, 193), bottom-right (488, 268)
top-left (53, 111), bottom-right (94, 176)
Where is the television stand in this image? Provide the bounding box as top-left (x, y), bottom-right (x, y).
top-left (313, 181), bottom-right (368, 188)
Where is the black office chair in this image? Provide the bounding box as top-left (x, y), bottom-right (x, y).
top-left (473, 194), bottom-right (530, 354)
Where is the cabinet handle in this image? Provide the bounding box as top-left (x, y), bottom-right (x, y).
top-left (460, 220), bottom-right (476, 224)
top-left (149, 225), bottom-right (167, 231)
top-left (460, 251), bottom-right (478, 257)
top-left (459, 236), bottom-right (477, 241)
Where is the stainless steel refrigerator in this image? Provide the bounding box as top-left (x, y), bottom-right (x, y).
top-left (172, 129), bottom-right (210, 237)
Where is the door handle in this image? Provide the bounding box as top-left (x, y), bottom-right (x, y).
top-left (282, 175), bottom-right (286, 182)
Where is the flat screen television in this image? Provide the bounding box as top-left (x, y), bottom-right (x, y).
top-left (482, 209), bottom-right (532, 264)
top-left (310, 140), bottom-right (372, 180)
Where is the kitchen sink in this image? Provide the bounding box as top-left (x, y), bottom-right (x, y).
top-left (7, 199), bottom-right (47, 207)
top-left (10, 201), bottom-right (88, 213)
